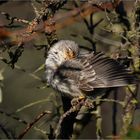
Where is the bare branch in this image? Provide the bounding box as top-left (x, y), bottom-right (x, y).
top-left (17, 110), bottom-right (51, 139)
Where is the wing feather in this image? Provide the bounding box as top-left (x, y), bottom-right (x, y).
top-left (78, 52), bottom-right (135, 91)
top-left (56, 52), bottom-right (135, 92)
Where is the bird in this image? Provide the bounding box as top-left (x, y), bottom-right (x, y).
top-left (45, 40), bottom-right (135, 100)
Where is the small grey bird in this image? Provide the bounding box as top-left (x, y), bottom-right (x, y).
top-left (45, 40), bottom-right (135, 99)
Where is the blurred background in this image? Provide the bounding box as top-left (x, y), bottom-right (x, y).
top-left (0, 0), bottom-right (140, 139)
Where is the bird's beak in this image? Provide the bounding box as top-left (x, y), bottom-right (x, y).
top-left (65, 50), bottom-right (75, 60)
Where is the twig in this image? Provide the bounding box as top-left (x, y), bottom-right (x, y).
top-left (17, 110), bottom-right (51, 139)
top-left (0, 109), bottom-right (48, 136)
top-left (31, 1), bottom-right (40, 17)
top-left (0, 1), bottom-right (120, 46)
top-left (104, 8), bottom-right (113, 26)
top-left (93, 33), bottom-right (122, 47)
top-left (91, 98), bottom-right (124, 106)
top-left (115, 1), bottom-right (140, 136)
top-left (0, 11), bottom-right (30, 25)
top-left (26, 2), bottom-right (49, 34)
top-left (16, 93), bottom-right (54, 113)
top-left (120, 86), bottom-right (137, 136)
top-left (95, 99), bottom-right (102, 139)
top-left (54, 95), bottom-right (124, 139)
top-left (71, 99), bottom-right (94, 139)
top-left (0, 124), bottom-right (11, 139)
top-left (73, 0), bottom-right (96, 51)
top-left (112, 90), bottom-right (118, 136)
top-left (0, 109), bottom-right (27, 125)
top-left (16, 99), bottom-right (50, 113)
top-left (54, 99), bottom-right (84, 139)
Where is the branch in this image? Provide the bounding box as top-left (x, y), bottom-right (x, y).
top-left (17, 110), bottom-right (51, 139)
top-left (0, 1), bottom-right (120, 46)
top-left (95, 99), bottom-right (102, 139)
top-left (0, 11), bottom-right (30, 25)
top-left (120, 85), bottom-right (138, 136)
top-left (0, 109), bottom-right (49, 136)
top-left (0, 124), bottom-right (11, 139)
top-left (54, 100), bottom-right (83, 139)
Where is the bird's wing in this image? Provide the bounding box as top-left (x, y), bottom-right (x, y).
top-left (55, 59), bottom-right (83, 81)
top-left (78, 52), bottom-right (135, 91)
top-left (56, 52), bottom-right (135, 92)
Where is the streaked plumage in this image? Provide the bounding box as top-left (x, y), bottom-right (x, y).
top-left (45, 40), bottom-right (135, 98)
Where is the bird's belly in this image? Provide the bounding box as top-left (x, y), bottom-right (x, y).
top-left (51, 78), bottom-right (83, 98)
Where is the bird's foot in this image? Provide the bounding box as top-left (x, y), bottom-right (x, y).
top-left (71, 96), bottom-right (85, 106)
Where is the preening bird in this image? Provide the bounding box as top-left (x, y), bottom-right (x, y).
top-left (45, 40), bottom-right (135, 99)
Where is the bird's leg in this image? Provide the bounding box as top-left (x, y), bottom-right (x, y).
top-left (71, 96), bottom-right (86, 106)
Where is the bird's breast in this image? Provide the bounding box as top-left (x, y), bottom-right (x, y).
top-left (50, 76), bottom-right (83, 98)
top-left (45, 67), bottom-right (55, 85)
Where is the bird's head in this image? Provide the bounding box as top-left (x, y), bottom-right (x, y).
top-left (45, 40), bottom-right (79, 69)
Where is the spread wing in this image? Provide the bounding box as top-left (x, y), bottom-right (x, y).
top-left (56, 52), bottom-right (135, 92)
